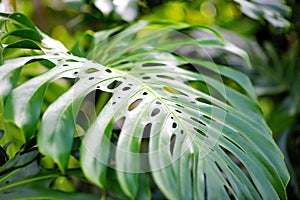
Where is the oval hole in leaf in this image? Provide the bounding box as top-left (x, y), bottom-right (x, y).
top-left (142, 63), bottom-right (166, 67)
top-left (156, 75), bottom-right (175, 80)
top-left (122, 87), bottom-right (131, 91)
top-left (163, 86), bottom-right (188, 97)
top-left (175, 109), bottom-right (182, 113)
top-left (196, 97), bottom-right (211, 105)
top-left (128, 98), bottom-right (143, 111)
top-left (193, 127), bottom-right (207, 137)
top-left (170, 134), bottom-right (176, 156)
top-left (191, 117), bottom-right (206, 126)
top-left (151, 108), bottom-right (160, 117)
top-left (172, 122), bottom-right (177, 128)
top-left (142, 76), bottom-right (151, 80)
top-left (105, 68), bottom-right (112, 73)
top-left (142, 123), bottom-right (152, 139)
top-left (175, 103), bottom-right (184, 108)
top-left (203, 115), bottom-right (213, 121)
top-left (107, 80), bottom-right (122, 89)
top-left (85, 68), bottom-right (99, 73)
top-left (65, 59), bottom-right (79, 62)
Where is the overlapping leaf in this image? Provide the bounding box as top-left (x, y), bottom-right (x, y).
top-left (0, 13), bottom-right (289, 199)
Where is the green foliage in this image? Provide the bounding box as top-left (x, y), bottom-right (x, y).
top-left (63, 0), bottom-right (291, 29)
top-left (233, 0), bottom-right (291, 29)
top-left (0, 12), bottom-right (289, 200)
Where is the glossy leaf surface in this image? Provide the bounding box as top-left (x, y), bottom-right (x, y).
top-left (0, 13), bottom-right (289, 199)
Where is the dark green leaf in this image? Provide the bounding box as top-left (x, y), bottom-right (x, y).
top-left (4, 39), bottom-right (41, 50)
top-left (0, 13), bottom-right (37, 30)
top-left (0, 161), bottom-right (100, 200)
top-left (1, 29), bottom-right (42, 42)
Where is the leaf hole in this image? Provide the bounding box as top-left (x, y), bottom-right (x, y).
top-left (172, 122), bottom-right (177, 128)
top-left (163, 86), bottom-right (188, 97)
top-left (193, 127), bottom-right (207, 137)
top-left (151, 108), bottom-right (160, 117)
top-left (142, 63), bottom-right (166, 67)
top-left (203, 115), bottom-right (212, 120)
top-left (175, 109), bottom-right (182, 113)
top-left (66, 59), bottom-right (79, 62)
top-left (142, 76), bottom-right (151, 80)
top-left (175, 104), bottom-right (184, 108)
top-left (180, 130), bottom-right (184, 135)
top-left (196, 97), bottom-right (211, 105)
top-left (224, 185), bottom-right (234, 199)
top-left (85, 68), bottom-right (99, 73)
top-left (170, 134), bottom-right (176, 156)
top-left (214, 162), bottom-right (234, 196)
top-left (143, 92), bottom-right (148, 95)
top-left (128, 99), bottom-right (143, 111)
top-left (107, 80), bottom-right (122, 89)
top-left (105, 69), bottom-right (112, 73)
top-left (142, 123), bottom-right (152, 139)
top-left (204, 174), bottom-right (207, 199)
top-left (156, 75), bottom-right (175, 80)
top-left (220, 145), bottom-right (257, 196)
top-left (156, 101), bottom-right (162, 105)
top-left (191, 117), bottom-right (206, 126)
top-left (88, 77), bottom-right (94, 80)
top-left (122, 87), bottom-right (131, 91)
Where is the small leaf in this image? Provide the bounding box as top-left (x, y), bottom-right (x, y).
top-left (4, 39), bottom-right (41, 50)
top-left (0, 13), bottom-right (37, 30)
top-left (2, 29), bottom-right (42, 42)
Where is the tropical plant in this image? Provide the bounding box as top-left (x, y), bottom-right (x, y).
top-left (0, 1), bottom-right (291, 199)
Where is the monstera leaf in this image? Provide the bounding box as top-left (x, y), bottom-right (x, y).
top-left (0, 13), bottom-right (289, 199)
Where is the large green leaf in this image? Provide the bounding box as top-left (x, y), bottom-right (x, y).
top-left (0, 13), bottom-right (289, 199)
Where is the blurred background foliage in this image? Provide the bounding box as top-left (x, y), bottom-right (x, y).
top-left (0, 0), bottom-right (299, 198)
